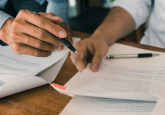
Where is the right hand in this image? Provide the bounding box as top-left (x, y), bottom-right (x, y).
top-left (70, 36), bottom-right (108, 72)
top-left (0, 9), bottom-right (67, 57)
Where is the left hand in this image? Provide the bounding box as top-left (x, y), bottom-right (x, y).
top-left (57, 23), bottom-right (72, 50)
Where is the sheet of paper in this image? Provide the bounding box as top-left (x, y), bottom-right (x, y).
top-left (52, 59), bottom-right (165, 101)
top-left (64, 43), bottom-right (165, 99)
top-left (0, 37), bottom-right (80, 98)
top-left (0, 81), bottom-right (5, 90)
top-left (0, 50), bottom-right (68, 98)
top-left (59, 43), bottom-right (165, 115)
top-left (0, 47), bottom-right (68, 81)
top-left (151, 97), bottom-right (165, 115)
top-left (0, 38), bottom-right (79, 82)
top-left (60, 96), bottom-right (156, 115)
top-left (105, 43), bottom-right (165, 67)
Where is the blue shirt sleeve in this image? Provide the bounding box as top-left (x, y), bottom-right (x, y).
top-left (46, 0), bottom-right (68, 23)
top-left (0, 10), bottom-right (12, 46)
top-left (0, 10), bottom-right (12, 30)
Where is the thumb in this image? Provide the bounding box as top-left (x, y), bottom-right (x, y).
top-left (38, 12), bottom-right (63, 25)
top-left (90, 52), bottom-right (104, 72)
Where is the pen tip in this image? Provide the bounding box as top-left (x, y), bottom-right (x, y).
top-left (153, 54), bottom-right (160, 56)
top-left (49, 82), bottom-right (51, 85)
top-left (75, 51), bottom-right (79, 54)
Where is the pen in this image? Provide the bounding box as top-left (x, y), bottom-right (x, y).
top-left (58, 37), bottom-right (78, 54)
top-left (106, 53), bottom-right (160, 59)
top-left (36, 13), bottom-right (78, 54)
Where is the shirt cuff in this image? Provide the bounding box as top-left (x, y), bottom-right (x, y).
top-left (46, 0), bottom-right (68, 23)
top-left (0, 10), bottom-right (13, 30)
top-left (0, 11), bottom-right (12, 46)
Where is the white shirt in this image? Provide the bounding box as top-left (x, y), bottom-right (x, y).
top-left (113, 0), bottom-right (165, 49)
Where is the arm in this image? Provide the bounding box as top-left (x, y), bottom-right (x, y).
top-left (70, 0), bottom-right (151, 72)
top-left (91, 7), bottom-right (135, 46)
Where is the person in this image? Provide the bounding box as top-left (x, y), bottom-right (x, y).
top-left (0, 0), bottom-right (71, 57)
top-left (70, 0), bottom-right (162, 72)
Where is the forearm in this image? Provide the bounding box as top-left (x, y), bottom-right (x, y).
top-left (91, 7), bottom-right (136, 45)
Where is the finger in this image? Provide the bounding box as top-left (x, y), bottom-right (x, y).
top-left (11, 43), bottom-right (51, 57)
top-left (13, 21), bottom-right (61, 46)
top-left (90, 48), bottom-right (105, 72)
top-left (57, 32), bottom-right (71, 50)
top-left (18, 10), bottom-right (67, 38)
top-left (12, 33), bottom-right (56, 51)
top-left (38, 12), bottom-right (63, 25)
top-left (70, 51), bottom-right (86, 72)
top-left (60, 23), bottom-right (72, 44)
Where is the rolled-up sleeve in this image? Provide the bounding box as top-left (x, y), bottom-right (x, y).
top-left (0, 10), bottom-right (12, 29)
top-left (46, 0), bottom-right (68, 23)
top-left (113, 0), bottom-right (151, 29)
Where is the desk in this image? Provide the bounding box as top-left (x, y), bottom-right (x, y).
top-left (0, 31), bottom-right (165, 115)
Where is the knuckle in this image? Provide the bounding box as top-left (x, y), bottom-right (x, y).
top-left (11, 20), bottom-right (19, 29)
top-left (52, 25), bottom-right (60, 34)
top-left (12, 44), bottom-right (21, 52)
top-left (38, 18), bottom-right (46, 26)
top-left (35, 40), bottom-right (44, 49)
top-left (12, 20), bottom-right (23, 31)
top-left (18, 9), bottom-right (28, 16)
top-left (37, 29), bottom-right (45, 39)
top-left (10, 33), bottom-right (17, 42)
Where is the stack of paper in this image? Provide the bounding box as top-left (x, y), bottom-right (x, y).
top-left (51, 43), bottom-right (165, 115)
top-left (0, 37), bottom-right (80, 98)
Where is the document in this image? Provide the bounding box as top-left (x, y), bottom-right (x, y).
top-left (52, 59), bottom-right (165, 101)
top-left (58, 43), bottom-right (165, 115)
top-left (0, 37), bottom-right (80, 98)
top-left (0, 43), bottom-right (69, 81)
top-left (60, 96), bottom-right (156, 115)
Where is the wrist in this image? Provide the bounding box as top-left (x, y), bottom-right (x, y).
top-left (90, 30), bottom-right (109, 45)
top-left (0, 17), bottom-right (14, 44)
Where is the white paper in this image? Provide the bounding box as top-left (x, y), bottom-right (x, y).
top-left (0, 81), bottom-right (5, 89)
top-left (0, 37), bottom-right (81, 98)
top-left (0, 54), bottom-right (68, 98)
top-left (105, 43), bottom-right (165, 68)
top-left (0, 44), bottom-right (69, 81)
top-left (52, 59), bottom-right (165, 101)
top-left (60, 43), bottom-right (165, 115)
top-left (151, 97), bottom-right (165, 115)
top-left (60, 96), bottom-right (156, 115)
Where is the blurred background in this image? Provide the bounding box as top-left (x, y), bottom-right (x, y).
top-left (68, 0), bottom-right (146, 43)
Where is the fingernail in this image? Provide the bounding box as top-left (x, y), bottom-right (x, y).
top-left (58, 31), bottom-right (66, 38)
top-left (91, 63), bottom-right (99, 72)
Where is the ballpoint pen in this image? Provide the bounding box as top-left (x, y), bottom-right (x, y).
top-left (37, 13), bottom-right (78, 54)
top-left (57, 37), bottom-right (78, 54)
top-left (106, 53), bottom-right (160, 59)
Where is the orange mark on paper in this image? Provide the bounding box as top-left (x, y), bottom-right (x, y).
top-left (51, 83), bottom-right (66, 90)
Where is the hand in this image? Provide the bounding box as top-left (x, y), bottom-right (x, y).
top-left (57, 23), bottom-right (72, 50)
top-left (70, 36), bottom-right (108, 72)
top-left (0, 9), bottom-right (67, 57)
